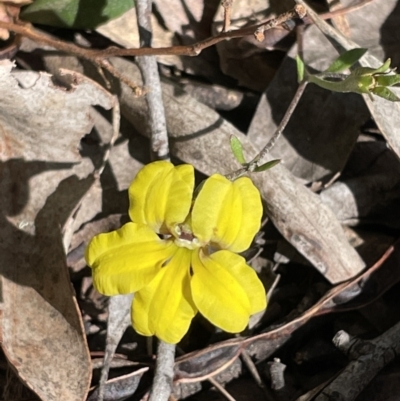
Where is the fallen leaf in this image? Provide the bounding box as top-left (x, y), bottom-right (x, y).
top-left (87, 367), bottom-right (148, 401)
top-left (213, 0), bottom-right (295, 91)
top-left (0, 61), bottom-right (115, 401)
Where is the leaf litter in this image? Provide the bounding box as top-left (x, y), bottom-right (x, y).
top-left (1, 0), bottom-right (400, 400)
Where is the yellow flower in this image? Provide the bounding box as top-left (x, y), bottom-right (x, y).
top-left (85, 161), bottom-right (266, 344)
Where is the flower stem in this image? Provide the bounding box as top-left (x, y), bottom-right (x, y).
top-left (148, 341), bottom-right (176, 401)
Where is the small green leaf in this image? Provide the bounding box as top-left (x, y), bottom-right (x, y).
top-left (371, 87), bottom-right (400, 102)
top-left (373, 58), bottom-right (392, 74)
top-left (354, 59), bottom-right (392, 77)
top-left (296, 55), bottom-right (305, 82)
top-left (21, 0), bottom-right (135, 29)
top-left (326, 48), bottom-right (367, 73)
top-left (230, 135), bottom-right (246, 165)
top-left (254, 159), bottom-right (280, 172)
top-left (376, 74), bottom-right (400, 87)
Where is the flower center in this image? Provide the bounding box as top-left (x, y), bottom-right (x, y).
top-left (173, 224), bottom-right (201, 250)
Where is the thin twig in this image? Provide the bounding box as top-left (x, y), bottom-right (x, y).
top-left (255, 81), bottom-right (307, 163)
top-left (135, 0), bottom-right (170, 160)
top-left (255, 5), bottom-right (306, 41)
top-left (148, 341), bottom-right (176, 401)
top-left (241, 350), bottom-right (274, 400)
top-left (208, 377), bottom-right (236, 401)
top-left (221, 0), bottom-right (233, 33)
top-left (0, 7), bottom-right (302, 59)
top-left (303, 0), bottom-right (375, 25)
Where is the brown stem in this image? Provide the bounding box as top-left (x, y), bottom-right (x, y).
top-left (0, 7), bottom-right (303, 59)
top-left (256, 81), bottom-right (307, 163)
top-left (222, 0), bottom-right (233, 33)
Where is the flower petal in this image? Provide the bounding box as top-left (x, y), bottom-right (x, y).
top-left (192, 174), bottom-right (262, 252)
top-left (128, 161), bottom-right (194, 233)
top-left (132, 247), bottom-right (197, 344)
top-left (191, 250), bottom-right (266, 333)
top-left (85, 222), bottom-right (175, 296)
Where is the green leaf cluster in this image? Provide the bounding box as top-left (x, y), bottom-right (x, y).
top-left (296, 49), bottom-right (400, 101)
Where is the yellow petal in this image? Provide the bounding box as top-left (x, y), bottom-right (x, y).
top-left (192, 174), bottom-right (262, 252)
top-left (191, 250), bottom-right (266, 333)
top-left (128, 161), bottom-right (194, 233)
top-left (85, 222), bottom-right (175, 296)
top-left (132, 247), bottom-right (197, 344)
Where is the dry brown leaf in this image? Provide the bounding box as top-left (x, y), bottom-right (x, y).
top-left (0, 64), bottom-right (112, 162)
top-left (152, 0), bottom-right (213, 38)
top-left (0, 61), bottom-right (115, 401)
top-left (213, 0), bottom-right (294, 91)
top-left (87, 367), bottom-right (149, 401)
top-left (320, 143), bottom-right (400, 227)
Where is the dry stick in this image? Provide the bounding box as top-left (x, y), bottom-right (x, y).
top-left (0, 6), bottom-right (302, 60)
top-left (149, 341), bottom-right (176, 401)
top-left (256, 81), bottom-right (307, 163)
top-left (135, 0), bottom-right (169, 160)
top-left (302, 0), bottom-right (375, 25)
top-left (241, 349), bottom-right (275, 401)
top-left (208, 377), bottom-right (237, 401)
top-left (315, 323), bottom-right (400, 401)
top-left (221, 0), bottom-right (233, 33)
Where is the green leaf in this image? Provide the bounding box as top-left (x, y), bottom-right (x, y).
top-left (254, 159), bottom-right (280, 172)
top-left (325, 48), bottom-right (367, 73)
top-left (296, 55), bottom-right (305, 82)
top-left (230, 135), bottom-right (246, 165)
top-left (376, 74), bottom-right (400, 87)
top-left (354, 59), bottom-right (392, 77)
top-left (373, 58), bottom-right (392, 75)
top-left (21, 0), bottom-right (135, 29)
top-left (371, 87), bottom-right (400, 102)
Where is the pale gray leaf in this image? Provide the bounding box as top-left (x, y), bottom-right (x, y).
top-left (97, 294), bottom-right (134, 401)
